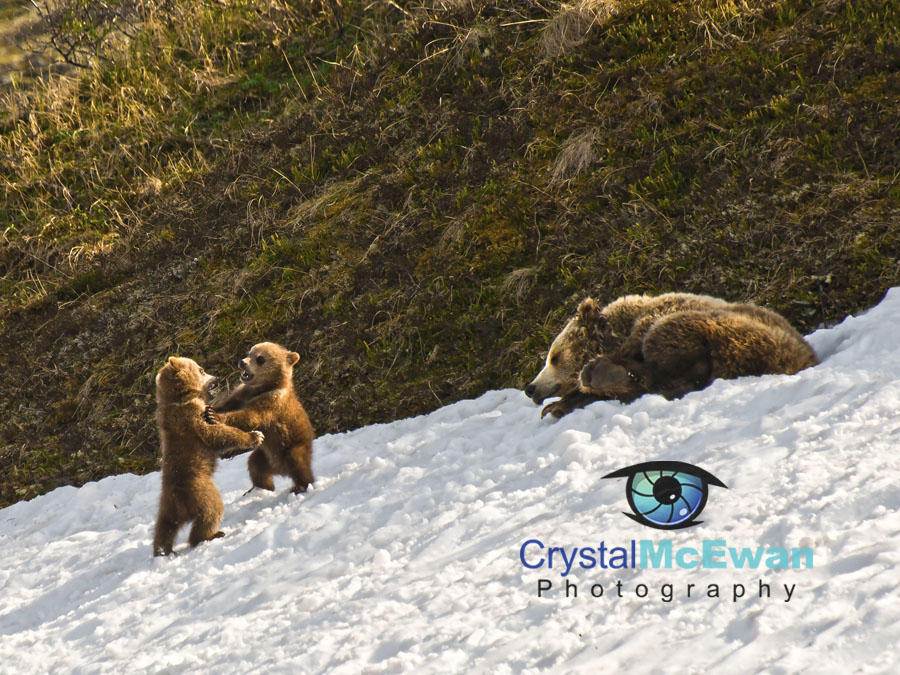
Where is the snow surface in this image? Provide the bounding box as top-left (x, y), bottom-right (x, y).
top-left (2, 290), bottom-right (900, 674)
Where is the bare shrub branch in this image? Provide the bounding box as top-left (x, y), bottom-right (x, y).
top-left (25, 0), bottom-right (163, 68)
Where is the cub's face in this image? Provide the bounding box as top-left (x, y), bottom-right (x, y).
top-left (524, 297), bottom-right (607, 405)
top-left (237, 342), bottom-right (300, 388)
top-left (156, 357), bottom-right (219, 403)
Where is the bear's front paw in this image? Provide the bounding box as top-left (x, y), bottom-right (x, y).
top-left (203, 406), bottom-right (221, 424)
top-left (249, 430), bottom-right (265, 447)
top-left (541, 400), bottom-right (572, 419)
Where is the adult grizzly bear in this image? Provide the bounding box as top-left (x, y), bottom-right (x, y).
top-left (525, 293), bottom-right (818, 418)
top-left (153, 357), bottom-right (264, 556)
top-left (205, 342), bottom-right (315, 494)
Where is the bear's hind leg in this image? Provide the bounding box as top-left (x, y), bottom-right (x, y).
top-left (188, 481), bottom-right (225, 547)
top-left (153, 510), bottom-right (182, 557)
top-left (248, 447), bottom-right (275, 491)
top-left (287, 444), bottom-right (314, 494)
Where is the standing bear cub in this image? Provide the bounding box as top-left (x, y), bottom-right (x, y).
top-left (153, 357), bottom-right (264, 556)
top-left (205, 342), bottom-right (315, 494)
top-left (526, 292), bottom-right (818, 418)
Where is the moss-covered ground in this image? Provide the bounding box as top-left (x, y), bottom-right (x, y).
top-left (1, 0), bottom-right (898, 505)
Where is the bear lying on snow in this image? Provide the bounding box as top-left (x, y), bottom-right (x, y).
top-left (153, 357), bottom-right (264, 556)
top-left (205, 342), bottom-right (315, 494)
top-left (526, 292), bottom-right (818, 418)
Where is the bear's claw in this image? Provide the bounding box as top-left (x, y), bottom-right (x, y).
top-left (541, 400), bottom-right (571, 418)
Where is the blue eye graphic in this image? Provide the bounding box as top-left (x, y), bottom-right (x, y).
top-left (602, 461), bottom-right (727, 529)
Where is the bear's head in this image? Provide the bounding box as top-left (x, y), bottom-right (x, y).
top-left (156, 357), bottom-right (219, 405)
top-left (524, 298), bottom-right (610, 404)
top-left (236, 342), bottom-right (300, 392)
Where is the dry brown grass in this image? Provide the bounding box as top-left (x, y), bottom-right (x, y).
top-left (551, 128), bottom-right (600, 183)
top-left (541, 0), bottom-right (622, 58)
top-left (502, 266), bottom-right (541, 303)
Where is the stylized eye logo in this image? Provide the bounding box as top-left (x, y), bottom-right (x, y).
top-left (602, 461), bottom-right (727, 529)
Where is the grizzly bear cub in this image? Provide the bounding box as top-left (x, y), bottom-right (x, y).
top-left (527, 292), bottom-right (818, 418)
top-left (205, 342), bottom-right (315, 494)
top-left (152, 357), bottom-right (264, 557)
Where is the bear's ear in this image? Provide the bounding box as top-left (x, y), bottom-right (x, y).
top-left (577, 298), bottom-right (602, 326)
top-left (166, 356), bottom-right (178, 367)
top-left (577, 297), bottom-right (607, 340)
top-left (287, 351), bottom-right (300, 366)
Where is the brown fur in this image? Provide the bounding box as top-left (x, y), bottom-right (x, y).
top-left (527, 293), bottom-right (818, 418)
top-left (207, 342), bottom-right (315, 494)
top-left (152, 357), bottom-right (264, 557)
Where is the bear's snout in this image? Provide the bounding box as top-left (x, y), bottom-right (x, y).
top-left (526, 380), bottom-right (560, 404)
top-left (205, 376), bottom-right (220, 397)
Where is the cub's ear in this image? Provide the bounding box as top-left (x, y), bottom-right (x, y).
top-left (166, 356), bottom-right (179, 367)
top-left (287, 351), bottom-right (300, 366)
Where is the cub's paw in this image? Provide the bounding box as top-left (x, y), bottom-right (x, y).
top-left (249, 430), bottom-right (265, 447)
top-left (579, 357), bottom-right (631, 395)
top-left (203, 406), bottom-right (222, 424)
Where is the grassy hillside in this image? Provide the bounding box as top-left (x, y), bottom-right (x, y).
top-left (1, 0), bottom-right (898, 506)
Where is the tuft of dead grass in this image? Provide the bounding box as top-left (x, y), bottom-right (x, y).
top-left (541, 0), bottom-right (621, 58)
top-left (502, 266), bottom-right (540, 303)
top-left (551, 128), bottom-right (600, 183)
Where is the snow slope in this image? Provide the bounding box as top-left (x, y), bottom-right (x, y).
top-left (2, 290), bottom-right (899, 674)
